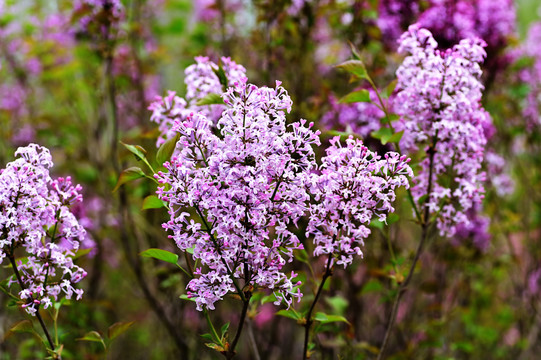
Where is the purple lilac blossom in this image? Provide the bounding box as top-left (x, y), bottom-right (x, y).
top-left (378, 0), bottom-right (516, 53)
top-left (394, 25), bottom-right (489, 237)
top-left (0, 144), bottom-right (87, 315)
top-left (148, 56), bottom-right (247, 146)
top-left (320, 89), bottom-right (384, 138)
top-left (306, 136), bottom-right (412, 268)
top-left (155, 76), bottom-right (319, 311)
top-left (453, 208), bottom-right (491, 251)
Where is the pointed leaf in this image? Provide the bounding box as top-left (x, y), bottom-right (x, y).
top-left (276, 309), bottom-right (302, 321)
top-left (9, 320), bottom-right (35, 334)
top-left (294, 249), bottom-right (310, 264)
top-left (108, 321), bottom-right (135, 340)
top-left (142, 195), bottom-right (166, 210)
top-left (339, 89), bottom-right (371, 104)
top-left (336, 60), bottom-right (368, 80)
top-left (213, 65), bottom-right (228, 89)
top-left (387, 130), bottom-right (404, 144)
top-left (381, 79), bottom-right (398, 99)
top-left (220, 322), bottom-right (230, 338)
top-left (380, 114), bottom-right (400, 124)
top-left (313, 312), bottom-right (350, 324)
top-left (261, 293), bottom-right (278, 305)
top-left (140, 248), bottom-right (179, 265)
top-left (77, 331), bottom-right (106, 350)
top-left (205, 343), bottom-right (225, 351)
top-left (113, 167), bottom-right (145, 192)
top-left (371, 128), bottom-right (402, 145)
top-left (196, 93), bottom-right (225, 106)
top-left (120, 142), bottom-right (148, 162)
top-left (200, 333), bottom-right (215, 342)
top-left (156, 133), bottom-right (180, 165)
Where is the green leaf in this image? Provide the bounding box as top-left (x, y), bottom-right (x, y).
top-left (313, 312), bottom-right (350, 324)
top-left (381, 114), bottom-right (400, 124)
top-left (339, 89), bottom-right (371, 104)
top-left (213, 65), bottom-right (228, 89)
top-left (381, 79), bottom-right (398, 99)
top-left (387, 213), bottom-right (400, 225)
top-left (9, 320), bottom-right (35, 334)
top-left (200, 333), bottom-right (215, 342)
top-left (72, 248), bottom-right (92, 260)
top-left (387, 130), bottom-right (404, 144)
top-left (196, 93), bottom-right (225, 106)
top-left (108, 321), bottom-right (135, 340)
top-left (294, 249), bottom-right (310, 264)
top-left (220, 322), bottom-right (230, 338)
top-left (113, 167), bottom-right (145, 192)
top-left (142, 195), bottom-right (166, 210)
top-left (140, 248), bottom-right (179, 265)
top-left (205, 343), bottom-right (225, 351)
top-left (276, 309), bottom-right (302, 321)
top-left (261, 293), bottom-right (278, 305)
top-left (156, 133), bottom-right (180, 165)
top-left (120, 142), bottom-right (148, 162)
top-left (325, 296), bottom-right (349, 316)
top-left (77, 331), bottom-right (106, 350)
top-left (369, 219), bottom-right (384, 230)
top-left (347, 41), bottom-right (362, 61)
top-left (336, 60), bottom-right (368, 80)
top-left (371, 128), bottom-right (402, 145)
top-left (361, 279), bottom-right (383, 294)
top-left (417, 194), bottom-right (428, 206)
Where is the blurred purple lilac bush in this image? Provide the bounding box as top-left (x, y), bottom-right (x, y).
top-left (1, 0), bottom-right (541, 359)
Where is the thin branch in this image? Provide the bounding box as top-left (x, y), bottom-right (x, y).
top-left (303, 253), bottom-right (334, 360)
top-left (376, 143), bottom-right (437, 360)
top-left (225, 292), bottom-right (252, 359)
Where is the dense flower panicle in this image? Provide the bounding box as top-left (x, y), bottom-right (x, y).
top-left (0, 144), bottom-right (87, 315)
top-left (155, 77), bottom-right (320, 311)
top-left (148, 56), bottom-right (247, 146)
top-left (395, 25), bottom-right (489, 237)
top-left (378, 0), bottom-right (516, 53)
top-left (377, 0), bottom-right (420, 47)
top-left (320, 90), bottom-right (383, 138)
top-left (306, 136), bottom-right (412, 268)
top-left (453, 208), bottom-right (491, 251)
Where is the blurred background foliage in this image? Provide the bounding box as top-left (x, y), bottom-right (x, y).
top-left (0, 0), bottom-right (541, 359)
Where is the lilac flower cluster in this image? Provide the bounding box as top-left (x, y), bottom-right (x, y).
top-left (378, 0), bottom-right (516, 53)
top-left (394, 25), bottom-right (489, 237)
top-left (320, 90), bottom-right (383, 139)
top-left (148, 56), bottom-right (246, 146)
top-left (306, 137), bottom-right (412, 268)
top-left (0, 144), bottom-right (87, 315)
top-left (453, 208), bottom-right (491, 251)
top-left (155, 76), bottom-right (320, 311)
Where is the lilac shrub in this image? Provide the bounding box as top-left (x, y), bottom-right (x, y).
top-left (0, 144), bottom-right (87, 316)
top-left (155, 77), bottom-right (320, 311)
top-left (394, 25), bottom-right (490, 237)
